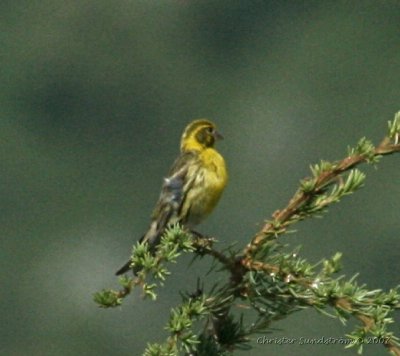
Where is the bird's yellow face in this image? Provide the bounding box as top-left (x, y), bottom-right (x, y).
top-left (180, 119), bottom-right (223, 152)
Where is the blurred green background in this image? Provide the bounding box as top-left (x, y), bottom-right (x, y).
top-left (1, 1), bottom-right (399, 355)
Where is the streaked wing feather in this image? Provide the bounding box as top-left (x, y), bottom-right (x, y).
top-left (142, 151), bottom-right (199, 246)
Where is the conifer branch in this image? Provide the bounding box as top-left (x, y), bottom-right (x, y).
top-left (243, 111), bottom-right (400, 260)
top-left (95, 111), bottom-right (400, 355)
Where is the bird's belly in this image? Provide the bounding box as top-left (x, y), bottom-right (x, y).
top-left (184, 166), bottom-right (226, 226)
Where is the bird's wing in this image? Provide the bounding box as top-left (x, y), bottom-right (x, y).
top-left (140, 151), bottom-right (199, 247)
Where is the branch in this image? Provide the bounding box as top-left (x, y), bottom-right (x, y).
top-left (95, 111), bottom-right (400, 356)
top-left (242, 112), bottom-right (400, 261)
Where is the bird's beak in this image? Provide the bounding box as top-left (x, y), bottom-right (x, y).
top-left (213, 129), bottom-right (224, 140)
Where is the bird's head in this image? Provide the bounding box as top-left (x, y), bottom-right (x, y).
top-left (180, 119), bottom-right (223, 152)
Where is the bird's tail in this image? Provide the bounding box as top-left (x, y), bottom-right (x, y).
top-left (115, 259), bottom-right (145, 275)
top-left (115, 223), bottom-right (162, 276)
top-left (115, 260), bottom-right (132, 276)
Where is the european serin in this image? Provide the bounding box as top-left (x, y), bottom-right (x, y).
top-left (116, 119), bottom-right (228, 275)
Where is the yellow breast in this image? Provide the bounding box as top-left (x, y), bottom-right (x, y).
top-left (183, 148), bottom-right (227, 226)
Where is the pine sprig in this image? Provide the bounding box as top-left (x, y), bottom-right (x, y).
top-left (94, 224), bottom-right (196, 306)
top-left (243, 111), bottom-right (400, 259)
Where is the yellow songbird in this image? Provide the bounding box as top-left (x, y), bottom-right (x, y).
top-left (116, 119), bottom-right (228, 275)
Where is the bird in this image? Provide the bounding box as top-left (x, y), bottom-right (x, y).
top-left (116, 119), bottom-right (228, 275)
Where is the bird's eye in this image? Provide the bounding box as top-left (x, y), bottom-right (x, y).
top-left (206, 127), bottom-right (213, 133)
